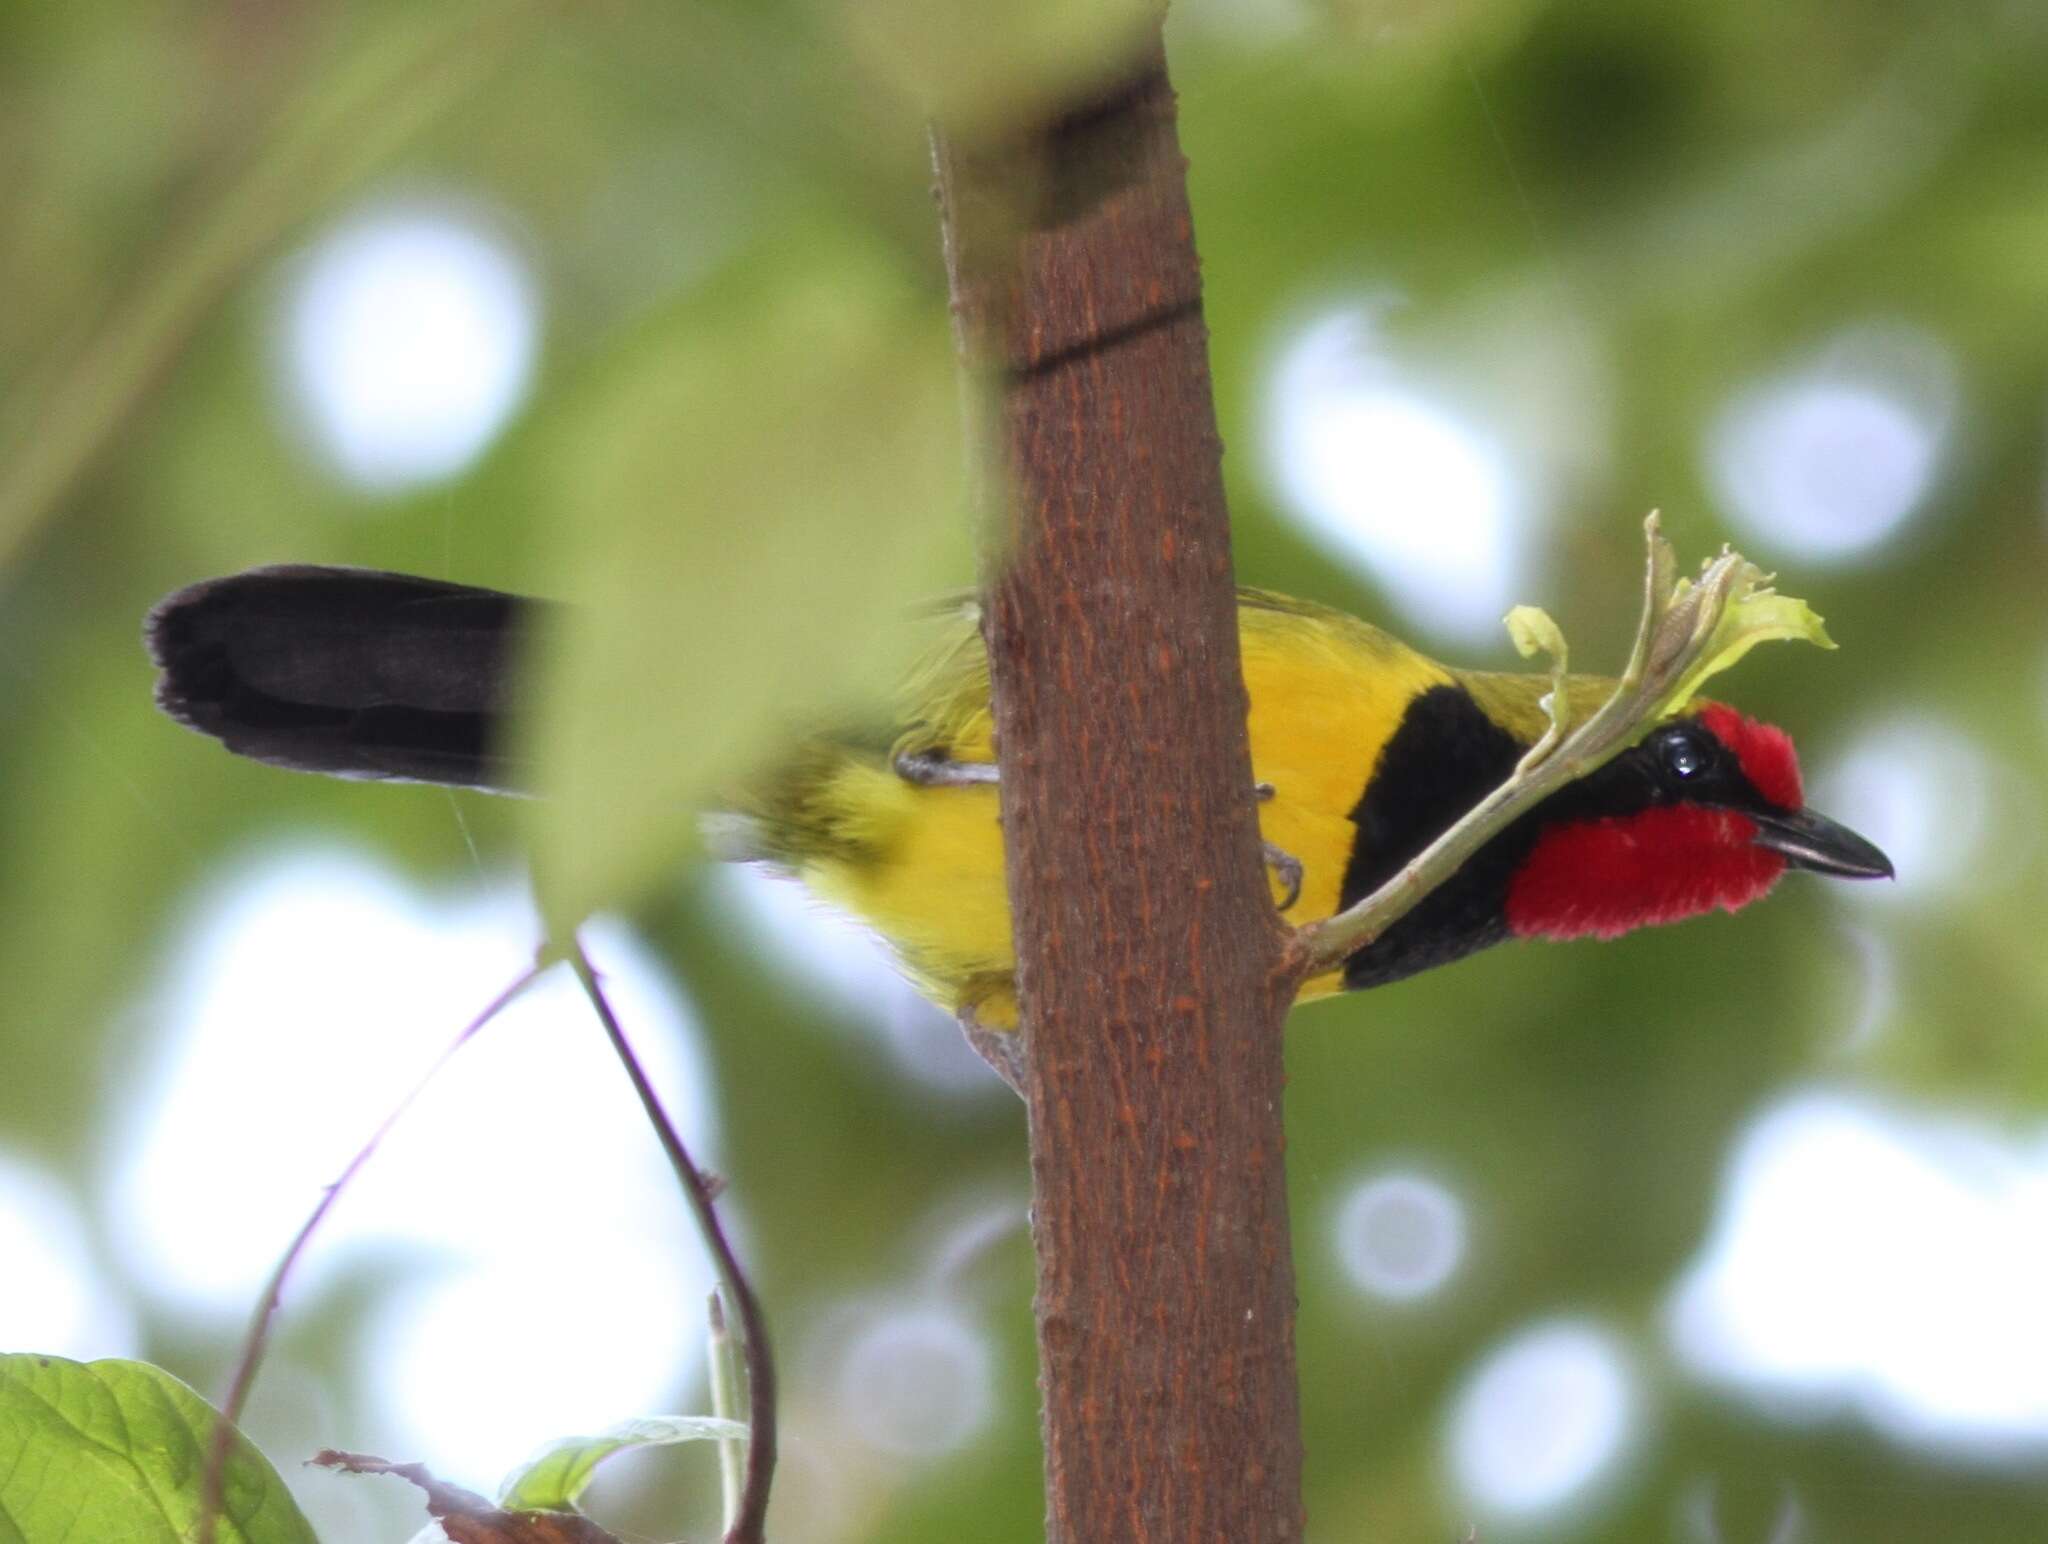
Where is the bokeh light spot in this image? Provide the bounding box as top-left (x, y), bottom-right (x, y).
top-left (1446, 1319), bottom-right (1637, 1521)
top-left (1680, 1478), bottom-right (1806, 1544)
top-left (367, 1250), bottom-right (712, 1492)
top-left (1264, 305), bottom-right (1532, 643)
top-left (919, 1191), bottom-right (1030, 1293)
top-left (1332, 1169), bottom-right (1466, 1302)
top-left (278, 198), bottom-right (539, 494)
top-left (1808, 714), bottom-right (2002, 906)
top-left (833, 1301), bottom-right (997, 1459)
top-left (108, 846), bottom-right (715, 1485)
top-left (1828, 923), bottom-right (1898, 1054)
top-left (0, 1153), bottom-right (138, 1359)
top-left (1668, 1088), bottom-right (2048, 1457)
top-left (1706, 325), bottom-right (1954, 562)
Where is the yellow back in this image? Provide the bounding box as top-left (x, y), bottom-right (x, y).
top-left (773, 590), bottom-right (1584, 1024)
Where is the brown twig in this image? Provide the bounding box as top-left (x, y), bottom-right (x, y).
top-left (198, 962), bottom-right (545, 1544)
top-left (566, 936), bottom-right (776, 1544)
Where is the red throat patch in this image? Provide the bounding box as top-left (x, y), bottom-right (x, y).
top-left (1505, 806), bottom-right (1786, 941)
top-left (1504, 704), bottom-right (1804, 942)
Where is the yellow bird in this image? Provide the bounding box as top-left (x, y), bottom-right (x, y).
top-left (148, 570), bottom-right (1892, 1028)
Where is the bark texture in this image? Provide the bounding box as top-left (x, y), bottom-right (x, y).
top-left (935, 30), bottom-right (1306, 1544)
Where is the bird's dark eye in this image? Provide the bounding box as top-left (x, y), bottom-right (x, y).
top-left (1660, 730), bottom-right (1708, 781)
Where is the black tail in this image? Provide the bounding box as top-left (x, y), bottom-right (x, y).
top-left (146, 566), bottom-right (539, 792)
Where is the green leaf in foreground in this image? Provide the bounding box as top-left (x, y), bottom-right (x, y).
top-left (837, 0), bottom-right (1158, 134)
top-left (498, 1415), bottom-right (749, 1512)
top-left (517, 219), bottom-right (973, 929)
top-left (0, 1354), bottom-right (316, 1544)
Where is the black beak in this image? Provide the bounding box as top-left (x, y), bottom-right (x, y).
top-left (1750, 806), bottom-right (1895, 880)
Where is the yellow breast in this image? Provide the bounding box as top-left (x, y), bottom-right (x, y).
top-left (794, 597), bottom-right (1455, 1028)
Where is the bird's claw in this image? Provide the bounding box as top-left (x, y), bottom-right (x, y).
top-left (1262, 840), bottom-right (1304, 912)
top-left (895, 750), bottom-right (1000, 787)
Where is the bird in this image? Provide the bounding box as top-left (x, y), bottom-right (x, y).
top-left (145, 566), bottom-right (1893, 1029)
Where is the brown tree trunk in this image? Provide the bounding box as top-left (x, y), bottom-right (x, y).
top-left (934, 25), bottom-right (1307, 1544)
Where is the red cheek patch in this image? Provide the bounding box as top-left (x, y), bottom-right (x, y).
top-left (1506, 805), bottom-right (1787, 941)
top-left (1697, 702), bottom-right (1802, 810)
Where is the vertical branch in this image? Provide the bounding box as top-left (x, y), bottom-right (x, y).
top-left (933, 23), bottom-right (1306, 1544)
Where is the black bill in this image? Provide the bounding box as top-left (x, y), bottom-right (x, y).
top-left (1751, 806), bottom-right (1895, 880)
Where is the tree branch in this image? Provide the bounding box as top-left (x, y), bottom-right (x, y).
top-left (933, 25), bottom-right (1305, 1544)
top-left (566, 937), bottom-right (777, 1544)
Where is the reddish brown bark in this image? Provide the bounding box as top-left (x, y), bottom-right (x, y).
top-left (934, 28), bottom-right (1306, 1544)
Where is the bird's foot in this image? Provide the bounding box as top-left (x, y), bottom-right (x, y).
top-left (894, 750), bottom-right (1000, 787)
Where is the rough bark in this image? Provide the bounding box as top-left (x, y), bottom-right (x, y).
top-left (934, 27), bottom-right (1307, 1544)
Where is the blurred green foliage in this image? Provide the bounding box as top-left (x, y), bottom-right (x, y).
top-left (3, 0), bottom-right (2047, 1540)
top-left (518, 225), bottom-right (971, 926)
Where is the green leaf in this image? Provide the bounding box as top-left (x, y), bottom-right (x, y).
top-left (1645, 547), bottom-right (1836, 722)
top-left (834, 0), bottom-right (1159, 133)
top-left (1502, 602), bottom-right (1570, 768)
top-left (497, 1415), bottom-right (750, 1512)
top-left (1502, 603), bottom-right (1567, 666)
top-left (0, 1354), bottom-right (316, 1544)
top-left (516, 219), bottom-right (972, 929)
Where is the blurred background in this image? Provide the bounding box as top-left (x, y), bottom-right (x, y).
top-left (3, 0), bottom-right (2046, 1539)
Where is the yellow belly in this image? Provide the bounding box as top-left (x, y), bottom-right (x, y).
top-left (798, 611), bottom-right (1452, 1028)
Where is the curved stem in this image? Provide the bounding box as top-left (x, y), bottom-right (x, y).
top-left (567, 936), bottom-right (777, 1544)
